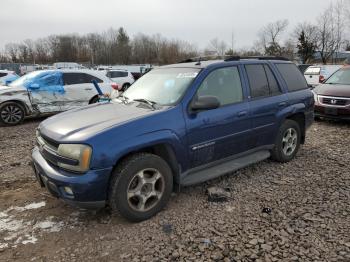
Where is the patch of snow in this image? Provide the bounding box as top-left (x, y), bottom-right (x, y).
top-left (22, 235), bottom-right (38, 245)
top-left (0, 243), bottom-right (9, 249)
top-left (8, 201), bottom-right (46, 212)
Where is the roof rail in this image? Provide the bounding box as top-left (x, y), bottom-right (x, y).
top-left (224, 56), bottom-right (290, 62)
top-left (178, 55), bottom-right (231, 64)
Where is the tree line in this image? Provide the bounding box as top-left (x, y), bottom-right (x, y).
top-left (1, 0), bottom-right (349, 65)
top-left (0, 27), bottom-right (198, 65)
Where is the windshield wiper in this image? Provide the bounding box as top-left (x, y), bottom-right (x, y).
top-left (117, 94), bottom-right (129, 103)
top-left (133, 98), bottom-right (158, 109)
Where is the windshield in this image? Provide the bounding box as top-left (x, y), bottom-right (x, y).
top-left (325, 67), bottom-right (350, 85)
top-left (122, 68), bottom-right (200, 106)
top-left (9, 71), bottom-right (45, 87)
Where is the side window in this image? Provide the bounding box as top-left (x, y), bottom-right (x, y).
top-left (39, 74), bottom-right (61, 86)
top-left (63, 73), bottom-right (85, 85)
top-left (0, 73), bottom-right (8, 77)
top-left (83, 73), bottom-right (103, 83)
top-left (245, 64), bottom-right (269, 98)
top-left (63, 73), bottom-right (102, 85)
top-left (276, 63), bottom-right (308, 92)
top-left (196, 67), bottom-right (243, 106)
top-left (264, 65), bottom-right (281, 95)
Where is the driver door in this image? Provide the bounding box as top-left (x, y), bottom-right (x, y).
top-left (185, 66), bottom-right (251, 168)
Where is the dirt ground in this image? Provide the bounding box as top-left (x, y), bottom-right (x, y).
top-left (0, 118), bottom-right (349, 262)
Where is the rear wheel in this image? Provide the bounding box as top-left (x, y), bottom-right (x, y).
top-left (89, 96), bottom-right (99, 104)
top-left (108, 153), bottom-right (173, 222)
top-left (0, 102), bottom-right (25, 126)
top-left (271, 120), bottom-right (301, 162)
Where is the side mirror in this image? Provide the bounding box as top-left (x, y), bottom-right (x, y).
top-left (28, 83), bottom-right (40, 89)
top-left (191, 95), bottom-right (220, 111)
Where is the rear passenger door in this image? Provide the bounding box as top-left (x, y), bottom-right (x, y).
top-left (185, 66), bottom-right (251, 168)
top-left (245, 64), bottom-right (288, 147)
top-left (62, 73), bottom-right (101, 111)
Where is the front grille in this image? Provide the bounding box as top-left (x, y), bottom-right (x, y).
top-left (321, 97), bottom-right (349, 106)
top-left (40, 133), bottom-right (59, 150)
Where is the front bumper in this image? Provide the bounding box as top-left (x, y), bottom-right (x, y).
top-left (31, 146), bottom-right (113, 209)
top-left (314, 105), bottom-right (350, 120)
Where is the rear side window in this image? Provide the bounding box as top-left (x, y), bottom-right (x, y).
top-left (107, 71), bottom-right (128, 78)
top-left (245, 65), bottom-right (270, 98)
top-left (197, 66), bottom-right (243, 106)
top-left (264, 65), bottom-right (281, 95)
top-left (84, 73), bottom-right (103, 83)
top-left (63, 73), bottom-right (102, 85)
top-left (276, 63), bottom-right (308, 92)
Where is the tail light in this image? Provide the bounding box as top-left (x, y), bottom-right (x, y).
top-left (111, 83), bottom-right (120, 91)
top-left (319, 75), bottom-right (325, 83)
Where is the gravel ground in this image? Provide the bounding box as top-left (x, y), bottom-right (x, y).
top-left (0, 118), bottom-right (349, 262)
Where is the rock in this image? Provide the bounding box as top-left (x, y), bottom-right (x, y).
top-left (261, 244), bottom-right (273, 251)
top-left (249, 239), bottom-right (258, 245)
top-left (206, 186), bottom-right (232, 202)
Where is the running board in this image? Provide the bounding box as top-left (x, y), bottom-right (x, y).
top-left (181, 150), bottom-right (270, 186)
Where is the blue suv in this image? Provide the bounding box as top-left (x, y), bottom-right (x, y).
top-left (32, 56), bottom-right (314, 221)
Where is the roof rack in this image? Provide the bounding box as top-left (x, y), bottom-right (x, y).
top-left (224, 56), bottom-right (290, 62)
top-left (178, 55), bottom-right (290, 64)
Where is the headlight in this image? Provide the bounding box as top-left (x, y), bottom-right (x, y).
top-left (57, 144), bottom-right (92, 173)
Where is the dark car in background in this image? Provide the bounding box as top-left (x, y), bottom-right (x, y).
top-left (313, 66), bottom-right (350, 120)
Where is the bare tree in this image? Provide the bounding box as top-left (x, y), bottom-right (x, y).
top-left (258, 19), bottom-right (289, 55)
top-left (316, 4), bottom-right (339, 64)
top-left (207, 38), bottom-right (228, 56)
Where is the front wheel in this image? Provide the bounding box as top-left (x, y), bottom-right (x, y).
top-left (122, 83), bottom-right (130, 91)
top-left (0, 102), bottom-right (25, 126)
top-left (270, 119), bottom-right (301, 162)
top-left (108, 153), bottom-right (173, 222)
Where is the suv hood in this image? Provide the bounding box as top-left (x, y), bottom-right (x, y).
top-left (39, 102), bottom-right (160, 142)
top-left (314, 84), bottom-right (350, 97)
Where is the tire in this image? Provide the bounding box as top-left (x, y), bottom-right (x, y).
top-left (89, 96), bottom-right (99, 104)
top-left (0, 102), bottom-right (25, 126)
top-left (122, 83), bottom-right (130, 91)
top-left (270, 119), bottom-right (301, 163)
top-left (108, 153), bottom-right (173, 222)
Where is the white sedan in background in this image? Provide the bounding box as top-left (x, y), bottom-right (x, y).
top-left (0, 69), bottom-right (118, 125)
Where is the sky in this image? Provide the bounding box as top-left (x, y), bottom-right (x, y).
top-left (0, 0), bottom-right (336, 50)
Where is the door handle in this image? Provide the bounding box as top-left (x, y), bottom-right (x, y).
top-left (278, 102), bottom-right (287, 107)
top-left (85, 88), bottom-right (93, 90)
top-left (237, 111), bottom-right (247, 117)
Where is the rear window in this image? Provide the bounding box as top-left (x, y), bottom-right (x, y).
top-left (276, 63), bottom-right (308, 92)
top-left (304, 67), bottom-right (321, 75)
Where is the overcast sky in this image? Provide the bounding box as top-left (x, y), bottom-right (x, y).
top-left (0, 0), bottom-right (336, 50)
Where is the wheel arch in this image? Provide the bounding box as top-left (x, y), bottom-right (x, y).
top-left (0, 99), bottom-right (31, 116)
top-left (286, 112), bottom-right (306, 144)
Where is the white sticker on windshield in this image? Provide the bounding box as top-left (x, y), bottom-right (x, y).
top-left (176, 72), bottom-right (198, 78)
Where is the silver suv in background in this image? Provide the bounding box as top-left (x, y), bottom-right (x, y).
top-left (105, 69), bottom-right (135, 91)
top-left (304, 65), bottom-right (342, 87)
